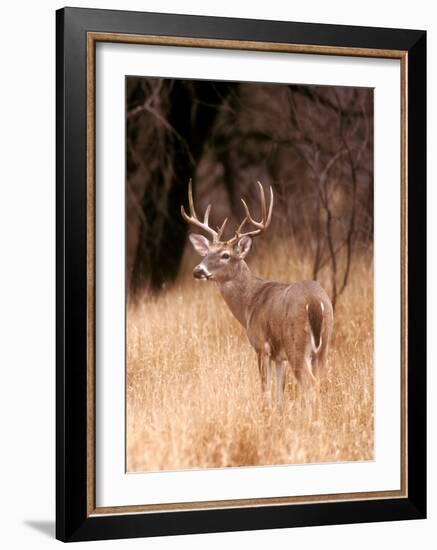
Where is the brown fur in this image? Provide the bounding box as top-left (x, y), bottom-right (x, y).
top-left (190, 238), bottom-right (334, 406)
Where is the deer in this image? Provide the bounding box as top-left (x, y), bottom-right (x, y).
top-left (181, 180), bottom-right (334, 408)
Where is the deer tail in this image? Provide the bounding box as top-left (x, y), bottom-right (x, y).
top-left (306, 300), bottom-right (324, 355)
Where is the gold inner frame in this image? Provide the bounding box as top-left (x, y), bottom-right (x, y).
top-left (86, 31), bottom-right (408, 517)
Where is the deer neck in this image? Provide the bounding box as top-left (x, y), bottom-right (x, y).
top-left (216, 262), bottom-right (261, 327)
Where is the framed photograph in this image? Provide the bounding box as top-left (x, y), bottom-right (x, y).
top-left (56, 7), bottom-right (426, 542)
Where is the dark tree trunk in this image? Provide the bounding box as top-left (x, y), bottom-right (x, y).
top-left (130, 80), bottom-right (235, 295)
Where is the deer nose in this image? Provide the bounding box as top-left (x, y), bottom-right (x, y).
top-left (193, 265), bottom-right (210, 280)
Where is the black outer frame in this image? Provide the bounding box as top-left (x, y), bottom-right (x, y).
top-left (56, 7), bottom-right (426, 542)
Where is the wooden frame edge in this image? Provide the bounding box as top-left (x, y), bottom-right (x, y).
top-left (85, 31), bottom-right (409, 517)
top-left (88, 31), bottom-right (406, 59)
top-left (87, 31), bottom-right (97, 517)
top-left (92, 490), bottom-right (406, 516)
top-left (400, 52), bottom-right (408, 498)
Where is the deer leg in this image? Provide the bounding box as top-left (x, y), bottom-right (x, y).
top-left (292, 334), bottom-right (318, 398)
top-left (257, 353), bottom-right (272, 398)
top-left (257, 353), bottom-right (266, 394)
top-left (292, 350), bottom-right (322, 423)
top-left (294, 360), bottom-right (317, 391)
top-left (275, 361), bottom-right (287, 410)
top-left (312, 343), bottom-right (328, 379)
top-left (287, 336), bottom-right (315, 391)
top-left (266, 356), bottom-right (273, 396)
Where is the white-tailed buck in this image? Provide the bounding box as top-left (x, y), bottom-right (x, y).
top-left (182, 181), bottom-right (333, 407)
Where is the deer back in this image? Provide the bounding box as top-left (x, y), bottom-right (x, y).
top-left (245, 280), bottom-right (333, 359)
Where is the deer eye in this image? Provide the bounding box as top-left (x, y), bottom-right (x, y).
top-left (221, 252), bottom-right (231, 260)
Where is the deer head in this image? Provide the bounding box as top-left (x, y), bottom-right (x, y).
top-left (181, 180), bottom-right (274, 283)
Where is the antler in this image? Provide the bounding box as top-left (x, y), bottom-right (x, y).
top-left (181, 179), bottom-right (274, 244)
top-left (180, 179), bottom-right (228, 242)
top-left (228, 181), bottom-right (274, 243)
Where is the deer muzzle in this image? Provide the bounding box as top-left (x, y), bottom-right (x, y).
top-left (193, 265), bottom-right (212, 280)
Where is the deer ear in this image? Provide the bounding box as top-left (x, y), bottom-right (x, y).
top-left (189, 233), bottom-right (210, 257)
top-left (237, 235), bottom-right (252, 258)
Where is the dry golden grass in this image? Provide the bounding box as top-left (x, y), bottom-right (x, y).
top-left (126, 239), bottom-right (374, 472)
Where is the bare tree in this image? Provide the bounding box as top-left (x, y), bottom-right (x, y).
top-left (127, 79), bottom-right (235, 295)
top-left (126, 78), bottom-right (373, 305)
top-left (283, 85), bottom-right (372, 309)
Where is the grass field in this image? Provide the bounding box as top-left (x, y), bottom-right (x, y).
top-left (126, 239), bottom-right (374, 472)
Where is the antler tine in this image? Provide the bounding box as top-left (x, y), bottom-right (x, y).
top-left (204, 203), bottom-right (212, 226)
top-left (216, 217), bottom-right (228, 240)
top-left (188, 178), bottom-right (197, 219)
top-left (235, 216), bottom-right (248, 235)
top-left (265, 185), bottom-right (274, 227)
top-left (232, 182), bottom-right (274, 241)
top-left (257, 180), bottom-right (266, 223)
top-left (240, 198), bottom-right (259, 229)
top-left (181, 180), bottom-right (229, 242)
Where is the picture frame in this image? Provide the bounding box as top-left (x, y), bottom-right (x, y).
top-left (56, 6), bottom-right (426, 542)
